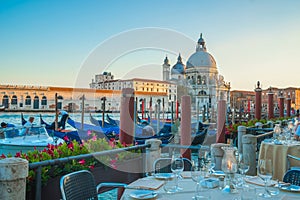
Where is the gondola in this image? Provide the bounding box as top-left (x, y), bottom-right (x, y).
top-left (89, 113), bottom-right (117, 128)
top-left (191, 128), bottom-right (208, 145)
top-left (67, 117), bottom-right (119, 138)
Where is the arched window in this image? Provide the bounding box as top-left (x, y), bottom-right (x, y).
top-left (197, 75), bottom-right (201, 85)
top-left (2, 95), bottom-right (9, 108)
top-left (11, 95), bottom-right (18, 105)
top-left (202, 76), bottom-right (207, 84)
top-left (41, 96), bottom-right (47, 105)
top-left (33, 96), bottom-right (39, 109)
top-left (25, 95), bottom-right (31, 105)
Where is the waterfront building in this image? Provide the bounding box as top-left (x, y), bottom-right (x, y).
top-left (162, 34), bottom-right (231, 122)
top-left (0, 84), bottom-right (167, 113)
top-left (90, 73), bottom-right (177, 113)
top-left (230, 86), bottom-right (299, 122)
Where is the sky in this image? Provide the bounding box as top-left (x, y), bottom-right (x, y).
top-left (1, 0), bottom-right (300, 91)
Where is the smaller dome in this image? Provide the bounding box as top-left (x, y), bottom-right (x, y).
top-left (171, 54), bottom-right (185, 75)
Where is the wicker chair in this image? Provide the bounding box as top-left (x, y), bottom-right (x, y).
top-left (60, 170), bottom-right (127, 200)
top-left (153, 157), bottom-right (192, 174)
top-left (283, 169), bottom-right (300, 186)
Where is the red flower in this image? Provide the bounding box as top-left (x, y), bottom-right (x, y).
top-left (89, 165), bottom-right (95, 170)
top-left (78, 159), bottom-right (85, 165)
top-left (87, 130), bottom-right (92, 136)
top-left (67, 142), bottom-right (74, 150)
top-left (15, 152), bottom-right (21, 157)
top-left (0, 154), bottom-right (6, 159)
top-left (63, 135), bottom-right (69, 141)
top-left (92, 135), bottom-right (97, 141)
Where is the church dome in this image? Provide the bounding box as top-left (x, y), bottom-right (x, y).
top-left (171, 54), bottom-right (185, 75)
top-left (186, 34), bottom-right (217, 69)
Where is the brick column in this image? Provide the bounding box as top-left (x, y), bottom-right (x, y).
top-left (279, 91), bottom-right (285, 118)
top-left (180, 95), bottom-right (191, 160)
top-left (255, 81), bottom-right (262, 120)
top-left (217, 100), bottom-right (226, 143)
top-left (267, 87), bottom-right (274, 119)
top-left (286, 94), bottom-right (291, 117)
top-left (119, 88), bottom-right (134, 145)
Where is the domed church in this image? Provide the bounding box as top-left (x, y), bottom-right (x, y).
top-left (162, 34), bottom-right (231, 122)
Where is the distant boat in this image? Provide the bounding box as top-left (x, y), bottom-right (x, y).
top-left (0, 125), bottom-right (64, 156)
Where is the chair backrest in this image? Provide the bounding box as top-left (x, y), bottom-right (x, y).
top-left (60, 170), bottom-right (98, 200)
top-left (153, 157), bottom-right (192, 174)
top-left (287, 154), bottom-right (300, 170)
top-left (283, 169), bottom-right (300, 186)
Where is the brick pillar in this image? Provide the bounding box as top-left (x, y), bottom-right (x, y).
top-left (255, 81), bottom-right (262, 120)
top-left (180, 95), bottom-right (191, 160)
top-left (279, 91), bottom-right (285, 118)
top-left (267, 88), bottom-right (274, 119)
top-left (119, 88), bottom-right (134, 145)
top-left (217, 100), bottom-right (226, 143)
top-left (286, 95), bottom-right (291, 117)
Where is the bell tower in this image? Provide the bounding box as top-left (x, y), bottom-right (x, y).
top-left (162, 56), bottom-right (170, 81)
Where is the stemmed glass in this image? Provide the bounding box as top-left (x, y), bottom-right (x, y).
top-left (257, 159), bottom-right (273, 198)
top-left (238, 153), bottom-right (250, 187)
top-left (191, 160), bottom-right (203, 198)
top-left (171, 156), bottom-right (184, 192)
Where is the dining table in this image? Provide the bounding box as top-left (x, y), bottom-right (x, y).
top-left (121, 173), bottom-right (300, 200)
top-left (258, 140), bottom-right (300, 181)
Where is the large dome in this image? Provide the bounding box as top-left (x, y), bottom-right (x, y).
top-left (186, 34), bottom-right (217, 69)
top-left (186, 51), bottom-right (216, 69)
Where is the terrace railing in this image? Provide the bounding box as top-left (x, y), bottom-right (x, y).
top-left (29, 144), bottom-right (149, 200)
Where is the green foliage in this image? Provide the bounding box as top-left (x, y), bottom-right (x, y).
top-left (0, 134), bottom-right (141, 191)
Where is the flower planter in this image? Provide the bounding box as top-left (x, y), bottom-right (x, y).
top-left (26, 157), bottom-right (143, 200)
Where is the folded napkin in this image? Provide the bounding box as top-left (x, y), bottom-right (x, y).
top-left (127, 179), bottom-right (164, 190)
top-left (245, 176), bottom-right (276, 187)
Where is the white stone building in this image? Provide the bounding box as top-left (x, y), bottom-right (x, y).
top-left (163, 34), bottom-right (231, 122)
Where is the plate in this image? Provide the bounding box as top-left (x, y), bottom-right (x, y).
top-left (129, 190), bottom-right (158, 199)
top-left (279, 185), bottom-right (300, 192)
top-left (153, 173), bottom-right (175, 180)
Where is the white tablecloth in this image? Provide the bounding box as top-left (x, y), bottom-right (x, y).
top-left (121, 176), bottom-right (300, 200)
top-left (258, 141), bottom-right (300, 181)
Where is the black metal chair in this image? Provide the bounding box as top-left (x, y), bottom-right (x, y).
top-left (153, 157), bottom-right (192, 174)
top-left (60, 170), bottom-right (127, 200)
top-left (283, 169), bottom-right (300, 186)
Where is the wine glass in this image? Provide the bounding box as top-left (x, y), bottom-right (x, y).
top-left (257, 159), bottom-right (273, 198)
top-left (238, 154), bottom-right (250, 187)
top-left (191, 161), bottom-right (203, 198)
top-left (171, 156), bottom-right (184, 191)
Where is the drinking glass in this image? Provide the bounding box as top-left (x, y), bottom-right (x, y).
top-left (191, 161), bottom-right (206, 198)
top-left (257, 159), bottom-right (273, 198)
top-left (238, 154), bottom-right (250, 187)
top-left (171, 156), bottom-right (184, 191)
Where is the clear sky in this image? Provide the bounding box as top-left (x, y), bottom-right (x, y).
top-left (1, 0), bottom-right (300, 91)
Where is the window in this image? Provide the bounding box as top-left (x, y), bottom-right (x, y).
top-left (25, 95), bottom-right (31, 105)
top-left (11, 95), bottom-right (18, 105)
top-left (41, 96), bottom-right (47, 105)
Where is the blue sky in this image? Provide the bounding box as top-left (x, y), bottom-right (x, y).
top-left (1, 0), bottom-right (300, 90)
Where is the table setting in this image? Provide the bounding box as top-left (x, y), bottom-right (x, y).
top-left (121, 150), bottom-right (300, 200)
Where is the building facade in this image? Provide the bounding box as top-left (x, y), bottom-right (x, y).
top-left (163, 34), bottom-right (231, 122)
top-left (0, 84), bottom-right (167, 113)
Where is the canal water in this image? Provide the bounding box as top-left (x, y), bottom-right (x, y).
top-left (0, 112), bottom-right (120, 127)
